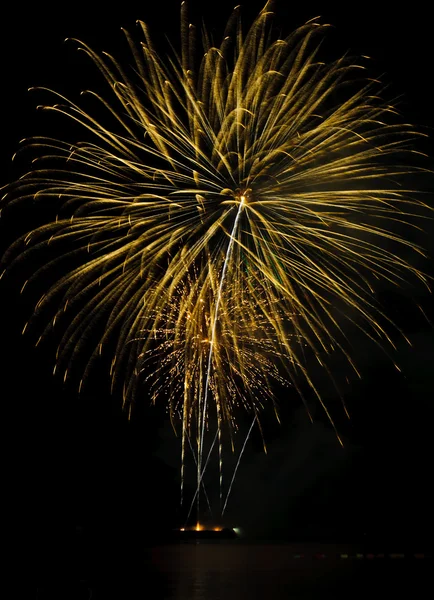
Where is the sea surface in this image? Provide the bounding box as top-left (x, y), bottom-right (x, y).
top-left (144, 542), bottom-right (431, 600)
top-left (46, 540), bottom-right (434, 599)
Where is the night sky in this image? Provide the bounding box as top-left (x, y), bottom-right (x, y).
top-left (1, 0), bottom-right (433, 571)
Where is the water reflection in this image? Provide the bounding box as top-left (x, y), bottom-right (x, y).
top-left (148, 542), bottom-right (429, 600)
top-left (64, 540), bottom-right (431, 600)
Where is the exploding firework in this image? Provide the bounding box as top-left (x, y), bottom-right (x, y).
top-left (1, 2), bottom-right (430, 515)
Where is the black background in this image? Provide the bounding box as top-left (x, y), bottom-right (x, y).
top-left (1, 0), bottom-right (433, 585)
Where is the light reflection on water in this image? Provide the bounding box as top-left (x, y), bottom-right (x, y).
top-left (146, 542), bottom-right (429, 600)
top-left (65, 541), bottom-right (431, 600)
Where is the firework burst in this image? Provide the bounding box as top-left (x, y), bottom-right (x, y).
top-left (1, 2), bottom-right (431, 514)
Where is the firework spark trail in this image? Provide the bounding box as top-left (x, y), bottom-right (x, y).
top-left (198, 196), bottom-right (246, 512)
top-left (182, 425), bottom-right (214, 518)
top-left (222, 415), bottom-right (257, 516)
top-left (187, 428), bottom-right (219, 523)
top-left (0, 2), bottom-right (431, 520)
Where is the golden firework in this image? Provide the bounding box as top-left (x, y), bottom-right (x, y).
top-left (1, 2), bottom-right (430, 512)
